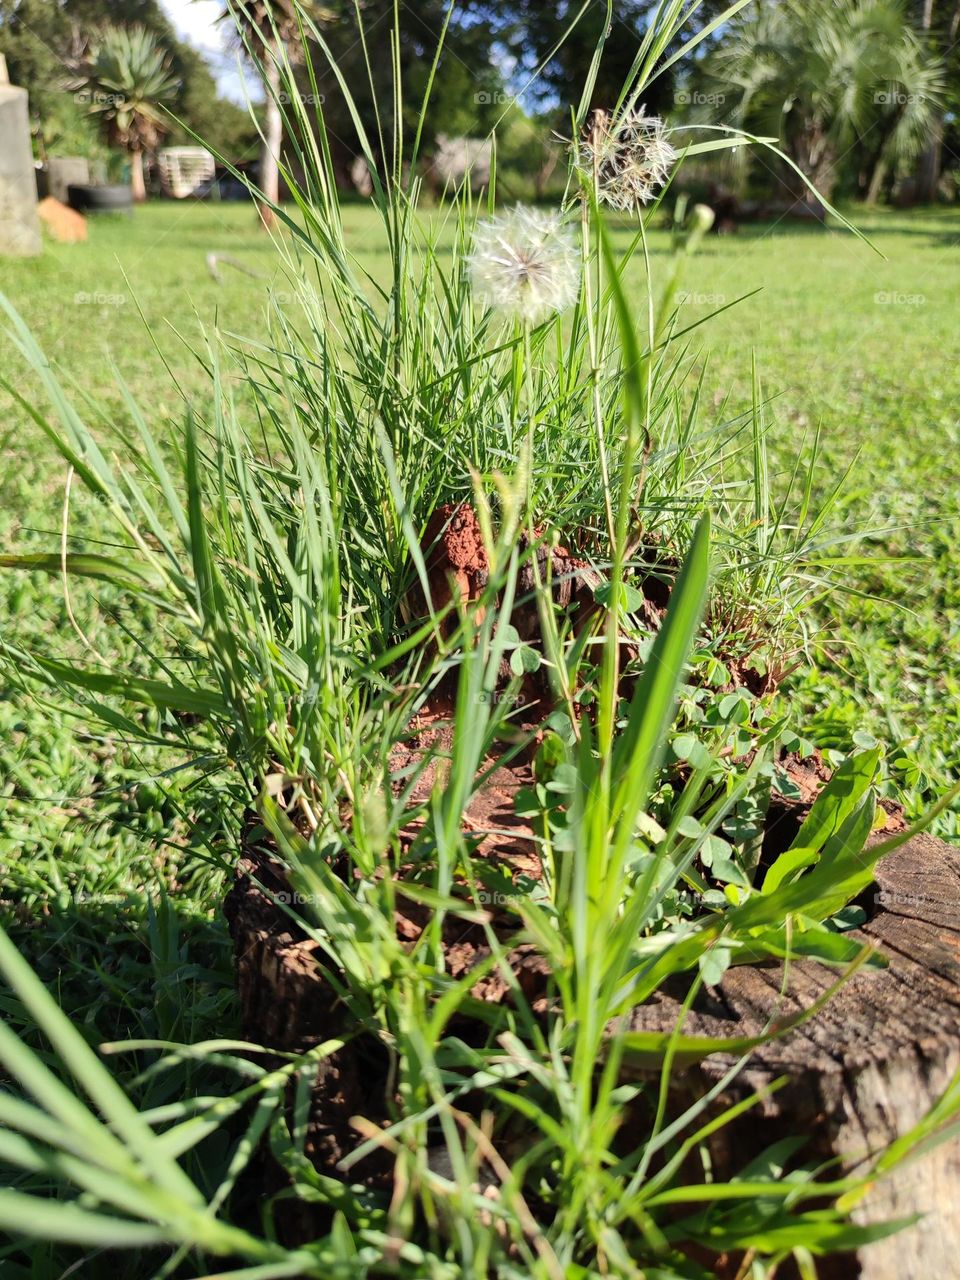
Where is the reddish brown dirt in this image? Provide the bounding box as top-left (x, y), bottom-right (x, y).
top-left (780, 747), bottom-right (834, 806)
top-left (725, 652), bottom-right (800, 698)
top-left (409, 501), bottom-right (601, 652)
top-left (409, 504), bottom-right (802, 703)
top-left (418, 502), bottom-right (489, 626)
top-left (37, 196), bottom-right (87, 243)
top-left (772, 746), bottom-right (905, 830)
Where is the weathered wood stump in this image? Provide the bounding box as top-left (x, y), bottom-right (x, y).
top-left (626, 831), bottom-right (960, 1280)
top-left (226, 828), bottom-right (960, 1278)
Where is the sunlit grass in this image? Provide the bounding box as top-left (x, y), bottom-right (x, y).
top-left (2, 201), bottom-right (958, 826)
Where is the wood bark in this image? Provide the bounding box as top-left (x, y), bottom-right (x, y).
top-left (624, 832), bottom-right (960, 1279)
top-left (259, 41), bottom-right (283, 229)
top-left (866, 157), bottom-right (888, 205)
top-left (130, 149), bottom-right (146, 203)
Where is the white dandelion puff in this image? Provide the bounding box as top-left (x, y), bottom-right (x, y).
top-left (467, 206), bottom-right (581, 323)
top-left (579, 108), bottom-right (677, 211)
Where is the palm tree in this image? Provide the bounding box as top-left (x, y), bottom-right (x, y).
top-left (864, 23), bottom-right (946, 202)
top-left (219, 0), bottom-right (304, 228)
top-left (913, 0), bottom-right (960, 201)
top-left (699, 0), bottom-right (943, 203)
top-left (73, 25), bottom-right (180, 203)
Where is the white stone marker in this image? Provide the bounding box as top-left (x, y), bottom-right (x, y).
top-left (0, 54), bottom-right (42, 256)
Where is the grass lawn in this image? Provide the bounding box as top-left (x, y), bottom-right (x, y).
top-left (3, 201), bottom-right (957, 817)
top-left (0, 199), bottom-right (958, 1277)
top-left (0, 201), bottom-right (957, 1061)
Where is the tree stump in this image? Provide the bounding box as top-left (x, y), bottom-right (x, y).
top-left (625, 831), bottom-right (960, 1280)
top-left (225, 826), bottom-right (960, 1278)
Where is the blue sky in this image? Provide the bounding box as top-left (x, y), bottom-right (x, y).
top-left (158, 0), bottom-right (263, 103)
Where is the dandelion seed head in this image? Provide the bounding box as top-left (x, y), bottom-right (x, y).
top-left (579, 108), bottom-right (677, 211)
top-left (467, 206), bottom-right (580, 323)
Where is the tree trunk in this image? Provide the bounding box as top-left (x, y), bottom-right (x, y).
top-left (913, 0), bottom-right (960, 202)
top-left (788, 129), bottom-right (837, 205)
top-left (916, 117), bottom-right (944, 204)
top-left (259, 40), bottom-right (283, 229)
top-left (130, 148), bottom-right (146, 203)
top-left (534, 147), bottom-right (559, 200)
top-left (808, 139), bottom-right (838, 204)
top-left (867, 156), bottom-right (889, 204)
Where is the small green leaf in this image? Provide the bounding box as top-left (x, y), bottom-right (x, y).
top-left (676, 816), bottom-right (704, 839)
top-left (698, 945), bottom-right (732, 986)
top-left (594, 579), bottom-right (644, 612)
top-left (831, 905), bottom-right (867, 932)
top-left (672, 733), bottom-right (714, 770)
top-left (700, 834), bottom-right (733, 869)
top-left (510, 644), bottom-right (541, 676)
top-left (497, 622), bottom-right (521, 649)
top-left (717, 693), bottom-right (750, 723)
top-left (711, 857), bottom-right (750, 888)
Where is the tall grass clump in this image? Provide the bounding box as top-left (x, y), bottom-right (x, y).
top-left (1, 1), bottom-right (960, 1277)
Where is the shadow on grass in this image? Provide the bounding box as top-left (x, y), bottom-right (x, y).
top-left (0, 809), bottom-right (259, 1280)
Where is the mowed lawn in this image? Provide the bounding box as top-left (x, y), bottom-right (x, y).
top-left (1, 199), bottom-right (959, 846)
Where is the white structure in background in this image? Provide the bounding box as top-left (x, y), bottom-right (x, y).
top-left (350, 135), bottom-right (493, 197)
top-left (350, 154), bottom-right (374, 197)
top-left (427, 135), bottom-right (492, 191)
top-left (0, 53), bottom-right (41, 255)
top-left (158, 147), bottom-right (216, 199)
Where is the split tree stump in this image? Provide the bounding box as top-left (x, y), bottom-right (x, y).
top-left (625, 831), bottom-right (960, 1280)
top-left (226, 831), bottom-right (960, 1279)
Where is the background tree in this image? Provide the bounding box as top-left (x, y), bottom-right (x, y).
top-left (698, 0), bottom-right (943, 202)
top-left (71, 23), bottom-right (179, 200)
top-left (502, 0), bottom-right (673, 117)
top-left (912, 0), bottom-right (960, 200)
top-left (67, 0), bottom-right (261, 156)
top-left (219, 0), bottom-right (317, 226)
top-left (1, 0), bottom-right (258, 164)
top-left (861, 16), bottom-right (945, 202)
top-left (168, 43), bottom-right (259, 159)
top-left (289, 0), bottom-right (502, 188)
top-left (500, 0), bottom-right (732, 118)
top-left (0, 0), bottom-right (98, 158)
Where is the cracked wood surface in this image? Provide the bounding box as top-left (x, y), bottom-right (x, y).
top-left (624, 833), bottom-right (960, 1280)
